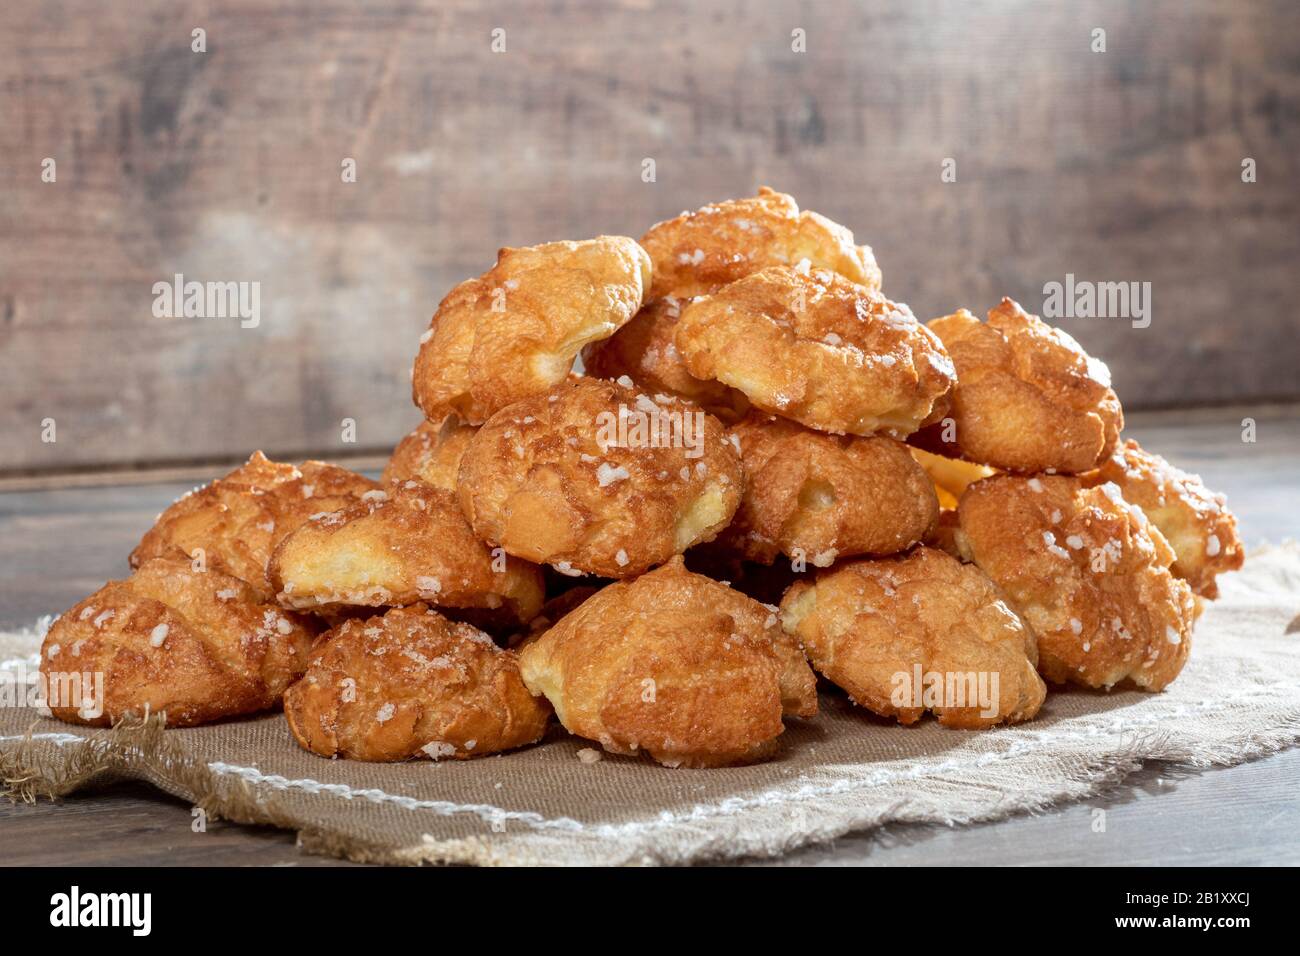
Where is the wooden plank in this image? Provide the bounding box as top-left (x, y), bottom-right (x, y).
top-left (4, 749), bottom-right (1296, 866)
top-left (2, 0), bottom-right (1298, 473)
top-left (0, 782), bottom-right (358, 866)
top-left (1, 411), bottom-right (1297, 864)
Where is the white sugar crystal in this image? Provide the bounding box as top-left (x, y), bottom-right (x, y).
top-left (339, 677), bottom-right (357, 703)
top-left (577, 748), bottom-right (602, 764)
top-left (811, 549), bottom-right (838, 568)
top-left (615, 549), bottom-right (629, 567)
top-left (149, 623), bottom-right (169, 647)
top-left (1099, 481), bottom-right (1126, 507)
top-left (1042, 531), bottom-right (1070, 560)
top-left (596, 463), bottom-right (630, 486)
top-left (1166, 626), bottom-right (1182, 645)
top-left (421, 740), bottom-right (457, 760)
top-left (376, 702), bottom-right (395, 723)
top-left (1206, 534), bottom-right (1221, 557)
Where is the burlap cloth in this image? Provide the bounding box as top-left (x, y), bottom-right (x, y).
top-left (3, 543), bottom-right (1298, 866)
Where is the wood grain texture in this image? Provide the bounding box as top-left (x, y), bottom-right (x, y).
top-left (2, 0), bottom-right (1298, 472)
top-left (5, 751), bottom-right (1297, 866)
top-left (1, 410), bottom-right (1297, 866)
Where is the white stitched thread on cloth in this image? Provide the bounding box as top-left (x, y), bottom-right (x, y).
top-left (7, 673), bottom-right (1296, 839)
top-left (210, 680), bottom-right (1300, 837)
top-left (0, 732), bottom-right (85, 746)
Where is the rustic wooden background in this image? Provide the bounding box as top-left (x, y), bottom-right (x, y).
top-left (2, 0), bottom-right (1297, 474)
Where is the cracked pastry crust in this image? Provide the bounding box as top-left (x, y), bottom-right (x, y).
top-left (456, 376), bottom-right (744, 578)
top-left (1083, 439), bottom-right (1243, 598)
top-left (639, 186), bottom-right (882, 299)
top-left (40, 557), bottom-right (315, 727)
top-left (956, 474), bottom-right (1198, 691)
top-left (283, 605), bottom-right (550, 762)
top-left (517, 556), bottom-right (817, 767)
top-left (411, 236), bottom-right (652, 424)
top-left (581, 297), bottom-right (750, 421)
top-left (673, 265), bottom-right (955, 438)
top-left (130, 452), bottom-right (379, 600)
top-left (716, 412), bottom-right (938, 566)
top-left (382, 418), bottom-right (478, 492)
top-left (910, 300), bottom-right (1124, 474)
top-left (268, 478), bottom-right (544, 626)
top-left (780, 547), bottom-right (1045, 728)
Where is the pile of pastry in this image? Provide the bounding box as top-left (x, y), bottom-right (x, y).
top-left (40, 188), bottom-right (1244, 769)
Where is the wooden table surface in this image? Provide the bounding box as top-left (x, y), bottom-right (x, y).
top-left (2, 406), bottom-right (1297, 866)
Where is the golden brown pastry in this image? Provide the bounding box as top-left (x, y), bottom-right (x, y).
top-left (283, 605), bottom-right (550, 761)
top-left (130, 452), bottom-right (378, 600)
top-left (40, 558), bottom-right (315, 727)
top-left (674, 266), bottom-right (955, 438)
top-left (518, 557), bottom-right (817, 767)
top-left (923, 509), bottom-right (964, 560)
top-left (268, 478), bottom-right (544, 625)
top-left (382, 418), bottom-right (478, 491)
top-left (956, 475), bottom-right (1197, 691)
top-left (581, 297), bottom-right (750, 421)
top-left (910, 300), bottom-right (1124, 474)
top-left (640, 186), bottom-right (881, 299)
top-left (412, 236), bottom-right (652, 424)
top-left (508, 585), bottom-right (602, 649)
top-left (716, 412), bottom-right (938, 566)
top-left (457, 377), bottom-right (743, 578)
top-left (1083, 439), bottom-right (1243, 598)
top-left (780, 547), bottom-right (1045, 728)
